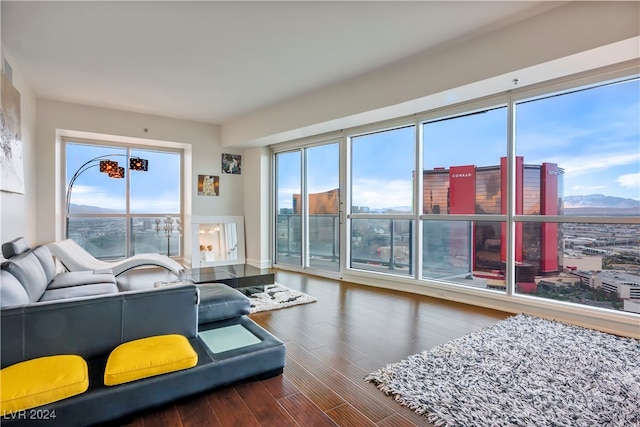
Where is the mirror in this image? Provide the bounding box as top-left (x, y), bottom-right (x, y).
top-left (191, 215), bottom-right (245, 267)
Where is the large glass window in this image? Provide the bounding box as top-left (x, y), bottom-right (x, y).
top-left (351, 125), bottom-right (415, 214)
top-left (274, 144), bottom-right (340, 272)
top-left (272, 68), bottom-right (639, 320)
top-left (422, 106), bottom-right (507, 215)
top-left (514, 77), bottom-right (640, 313)
top-left (351, 219), bottom-right (412, 276)
top-left (275, 150), bottom-right (302, 267)
top-left (65, 142), bottom-right (182, 259)
top-left (421, 106), bottom-right (507, 289)
top-left (307, 143), bottom-right (340, 271)
top-left (349, 125), bottom-right (415, 276)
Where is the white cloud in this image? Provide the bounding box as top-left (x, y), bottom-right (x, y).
top-left (352, 178), bottom-right (412, 209)
top-left (548, 151), bottom-right (640, 177)
top-left (70, 185), bottom-right (123, 209)
top-left (616, 172), bottom-right (640, 189)
top-left (571, 184), bottom-right (607, 192)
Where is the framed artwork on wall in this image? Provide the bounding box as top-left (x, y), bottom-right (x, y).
top-left (198, 174), bottom-right (219, 196)
top-left (222, 153), bottom-right (241, 174)
top-left (1, 72), bottom-right (24, 194)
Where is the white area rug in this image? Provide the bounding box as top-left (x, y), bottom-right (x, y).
top-left (249, 283), bottom-right (317, 314)
top-left (366, 314), bottom-right (640, 427)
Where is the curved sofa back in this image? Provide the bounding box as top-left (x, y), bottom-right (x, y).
top-left (1, 284), bottom-right (199, 368)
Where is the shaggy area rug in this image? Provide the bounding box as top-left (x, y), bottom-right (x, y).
top-left (365, 314), bottom-right (640, 427)
top-left (248, 283), bottom-right (317, 314)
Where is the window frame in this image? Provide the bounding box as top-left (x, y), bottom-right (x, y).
top-left (63, 137), bottom-right (184, 259)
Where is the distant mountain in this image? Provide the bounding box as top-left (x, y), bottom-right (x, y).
top-left (564, 194), bottom-right (640, 209)
top-left (563, 194), bottom-right (639, 216)
top-left (69, 204), bottom-right (123, 214)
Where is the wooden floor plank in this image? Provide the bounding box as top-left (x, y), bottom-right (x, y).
top-left (136, 404), bottom-right (182, 427)
top-left (234, 381), bottom-right (299, 427)
top-left (206, 387), bottom-right (261, 427)
top-left (282, 356), bottom-right (346, 412)
top-left (286, 341), bottom-right (396, 423)
top-left (376, 413), bottom-right (419, 427)
top-left (278, 393), bottom-right (339, 427)
top-left (176, 393), bottom-right (222, 427)
top-left (259, 374), bottom-right (299, 400)
top-left (325, 403), bottom-right (378, 427)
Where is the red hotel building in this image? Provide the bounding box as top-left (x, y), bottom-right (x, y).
top-left (423, 157), bottom-right (564, 281)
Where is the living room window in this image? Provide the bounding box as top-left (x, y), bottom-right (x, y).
top-left (349, 124), bottom-right (415, 276)
top-left (274, 141), bottom-right (341, 273)
top-left (65, 141), bottom-right (182, 259)
top-left (512, 76), bottom-right (640, 311)
top-left (272, 65), bottom-right (639, 317)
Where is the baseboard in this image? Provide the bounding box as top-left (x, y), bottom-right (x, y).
top-left (247, 258), bottom-right (272, 269)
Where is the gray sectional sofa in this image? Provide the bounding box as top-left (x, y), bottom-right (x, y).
top-left (0, 238), bottom-right (286, 426)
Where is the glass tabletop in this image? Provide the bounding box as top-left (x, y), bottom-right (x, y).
top-left (199, 324), bottom-right (262, 353)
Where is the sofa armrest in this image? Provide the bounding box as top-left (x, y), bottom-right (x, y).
top-left (0, 285), bottom-right (199, 368)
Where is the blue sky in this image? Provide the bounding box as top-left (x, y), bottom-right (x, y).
top-left (67, 144), bottom-right (180, 213)
top-left (277, 78), bottom-right (639, 211)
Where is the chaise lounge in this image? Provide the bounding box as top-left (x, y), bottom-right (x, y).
top-left (46, 239), bottom-right (185, 276)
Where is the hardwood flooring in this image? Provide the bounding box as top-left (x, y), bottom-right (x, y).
top-left (121, 269), bottom-right (510, 427)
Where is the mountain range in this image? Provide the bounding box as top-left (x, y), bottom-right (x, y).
top-left (563, 194), bottom-right (639, 216)
top-left (563, 194), bottom-right (639, 209)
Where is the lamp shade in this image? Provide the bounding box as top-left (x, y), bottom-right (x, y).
top-left (99, 160), bottom-right (119, 174)
top-left (129, 158), bottom-right (149, 171)
top-left (109, 166), bottom-right (125, 179)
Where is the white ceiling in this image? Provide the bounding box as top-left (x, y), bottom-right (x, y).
top-left (1, 1), bottom-right (559, 125)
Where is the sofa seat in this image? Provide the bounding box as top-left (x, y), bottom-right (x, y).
top-left (197, 282), bottom-right (251, 324)
top-left (47, 271), bottom-right (117, 289)
top-left (39, 283), bottom-right (120, 302)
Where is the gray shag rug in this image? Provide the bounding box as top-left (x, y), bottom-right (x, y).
top-left (365, 314), bottom-right (640, 427)
top-left (249, 283), bottom-right (317, 314)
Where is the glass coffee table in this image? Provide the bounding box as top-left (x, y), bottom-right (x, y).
top-left (187, 264), bottom-right (274, 294)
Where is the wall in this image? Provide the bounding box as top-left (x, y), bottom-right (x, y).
top-left (0, 49), bottom-right (37, 254)
top-left (34, 100), bottom-right (243, 262)
top-left (243, 146), bottom-right (270, 268)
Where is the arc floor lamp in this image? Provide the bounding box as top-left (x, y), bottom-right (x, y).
top-left (65, 154), bottom-right (149, 238)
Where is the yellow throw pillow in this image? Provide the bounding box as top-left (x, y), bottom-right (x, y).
top-left (104, 334), bottom-right (198, 386)
top-left (0, 355), bottom-right (89, 412)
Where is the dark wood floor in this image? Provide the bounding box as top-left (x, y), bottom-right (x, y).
top-left (121, 269), bottom-right (510, 427)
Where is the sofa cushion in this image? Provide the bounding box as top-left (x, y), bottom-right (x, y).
top-left (48, 270), bottom-right (117, 290)
top-left (104, 334), bottom-right (198, 386)
top-left (1, 253), bottom-right (48, 302)
top-left (0, 355), bottom-right (88, 412)
top-left (0, 270), bottom-right (30, 307)
top-left (31, 245), bottom-right (58, 284)
top-left (197, 283), bottom-right (250, 324)
top-left (40, 283), bottom-right (119, 301)
top-left (1, 237), bottom-right (30, 259)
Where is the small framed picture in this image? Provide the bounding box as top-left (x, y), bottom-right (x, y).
top-left (222, 153), bottom-right (241, 174)
top-left (198, 175), bottom-right (219, 196)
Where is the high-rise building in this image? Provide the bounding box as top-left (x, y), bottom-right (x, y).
top-left (422, 157), bottom-right (564, 282)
